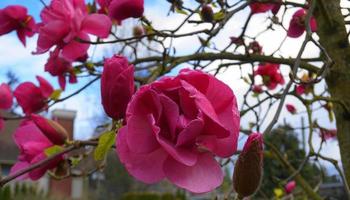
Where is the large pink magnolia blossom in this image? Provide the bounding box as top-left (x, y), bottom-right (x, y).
top-left (14, 76), bottom-right (54, 115)
top-left (287, 9), bottom-right (317, 38)
top-left (101, 55), bottom-right (134, 120)
top-left (255, 63), bottom-right (285, 90)
top-left (45, 50), bottom-right (77, 90)
top-left (0, 5), bottom-right (36, 46)
top-left (249, 1), bottom-right (281, 15)
top-left (97, 0), bottom-right (144, 23)
top-left (35, 0), bottom-right (112, 62)
top-left (10, 121), bottom-right (64, 180)
top-left (116, 69), bottom-right (240, 193)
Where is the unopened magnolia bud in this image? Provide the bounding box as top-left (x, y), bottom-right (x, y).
top-left (252, 85), bottom-right (263, 94)
top-left (201, 5), bottom-right (214, 22)
top-left (285, 180), bottom-right (296, 194)
top-left (133, 26), bottom-right (144, 37)
top-left (248, 41), bottom-right (262, 54)
top-left (233, 133), bottom-right (264, 198)
top-left (31, 114), bottom-right (68, 145)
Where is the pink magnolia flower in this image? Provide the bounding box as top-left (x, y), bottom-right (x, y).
top-left (101, 55), bottom-right (134, 120)
top-left (287, 9), bottom-right (317, 38)
top-left (0, 5), bottom-right (36, 46)
top-left (319, 128), bottom-right (337, 141)
top-left (116, 69), bottom-right (240, 193)
top-left (35, 0), bottom-right (112, 62)
top-left (97, 0), bottom-right (144, 23)
top-left (10, 121), bottom-right (64, 180)
top-left (14, 76), bottom-right (54, 115)
top-left (45, 50), bottom-right (77, 90)
top-left (255, 63), bottom-right (285, 90)
top-left (31, 114), bottom-right (68, 145)
top-left (285, 180), bottom-right (296, 194)
top-left (249, 1), bottom-right (281, 15)
top-left (233, 133), bottom-right (264, 198)
top-left (286, 104), bottom-right (297, 114)
top-left (0, 83), bottom-right (13, 110)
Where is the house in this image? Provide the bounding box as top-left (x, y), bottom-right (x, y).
top-left (0, 109), bottom-right (86, 199)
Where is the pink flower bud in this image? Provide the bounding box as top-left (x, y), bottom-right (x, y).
top-left (31, 114), bottom-right (68, 145)
top-left (106, 0), bottom-right (144, 23)
top-left (286, 104), bottom-right (297, 114)
top-left (133, 26), bottom-right (144, 37)
top-left (230, 36), bottom-right (244, 45)
top-left (248, 41), bottom-right (263, 54)
top-left (233, 133), bottom-right (264, 198)
top-left (285, 180), bottom-right (296, 194)
top-left (101, 55), bottom-right (135, 120)
top-left (252, 85), bottom-right (263, 94)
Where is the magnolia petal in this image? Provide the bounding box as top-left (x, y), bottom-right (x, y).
top-left (163, 153), bottom-right (223, 194)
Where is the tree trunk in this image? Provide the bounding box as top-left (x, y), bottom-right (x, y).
top-left (315, 0), bottom-right (350, 187)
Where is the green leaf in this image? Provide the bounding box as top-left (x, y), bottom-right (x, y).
top-left (50, 89), bottom-right (62, 101)
top-left (69, 157), bottom-right (81, 167)
top-left (213, 11), bottom-right (225, 21)
top-left (45, 145), bottom-right (64, 157)
top-left (94, 131), bottom-right (116, 161)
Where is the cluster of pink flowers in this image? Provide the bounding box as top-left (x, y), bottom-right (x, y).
top-left (0, 0), bottom-right (144, 90)
top-left (255, 63), bottom-right (285, 90)
top-left (249, 1), bottom-right (317, 38)
top-left (0, 0), bottom-right (145, 182)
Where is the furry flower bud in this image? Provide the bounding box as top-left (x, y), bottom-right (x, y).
top-left (233, 133), bottom-right (264, 198)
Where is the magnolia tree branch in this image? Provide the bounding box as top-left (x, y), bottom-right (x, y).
top-left (0, 140), bottom-right (102, 187)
